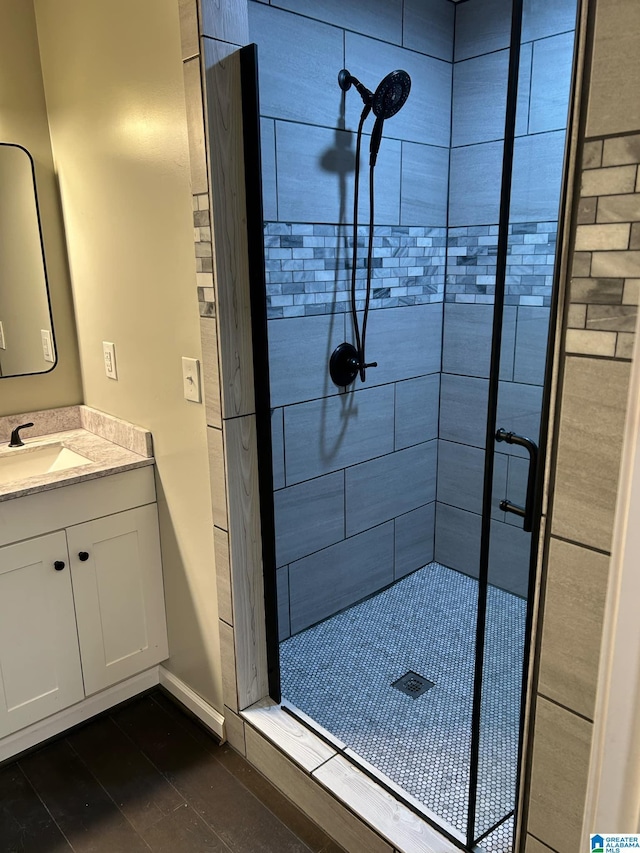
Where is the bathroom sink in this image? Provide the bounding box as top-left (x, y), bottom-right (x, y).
top-left (0, 443), bottom-right (93, 485)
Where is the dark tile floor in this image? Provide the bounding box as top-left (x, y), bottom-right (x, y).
top-left (0, 689), bottom-right (343, 853)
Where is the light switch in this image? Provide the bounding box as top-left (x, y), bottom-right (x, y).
top-left (182, 357), bottom-right (202, 403)
top-left (0, 321), bottom-right (5, 350)
top-left (103, 341), bottom-right (118, 380)
top-left (41, 329), bottom-right (55, 363)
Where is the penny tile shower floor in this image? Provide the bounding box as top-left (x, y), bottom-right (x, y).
top-left (280, 561), bottom-right (526, 853)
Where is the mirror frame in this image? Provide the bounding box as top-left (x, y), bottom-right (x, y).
top-left (0, 142), bottom-right (57, 379)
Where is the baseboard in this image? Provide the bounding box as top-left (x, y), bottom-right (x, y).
top-left (0, 667), bottom-right (160, 763)
top-left (158, 666), bottom-right (225, 740)
top-left (1, 667), bottom-right (226, 764)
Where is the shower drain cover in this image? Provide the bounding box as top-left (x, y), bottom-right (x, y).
top-left (391, 671), bottom-right (435, 699)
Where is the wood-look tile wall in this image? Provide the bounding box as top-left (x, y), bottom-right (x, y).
top-left (179, 0), bottom-right (215, 319)
top-left (524, 113), bottom-right (640, 853)
top-left (525, 177), bottom-right (636, 847)
top-left (567, 133), bottom-right (640, 360)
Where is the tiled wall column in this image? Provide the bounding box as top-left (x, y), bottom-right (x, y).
top-left (178, 0), bottom-right (269, 725)
top-left (197, 2), bottom-right (275, 727)
top-left (525, 133), bottom-right (639, 853)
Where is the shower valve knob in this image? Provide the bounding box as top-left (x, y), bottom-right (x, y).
top-left (330, 343), bottom-right (378, 386)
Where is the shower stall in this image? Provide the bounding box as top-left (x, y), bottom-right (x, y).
top-left (243, 0), bottom-right (579, 849)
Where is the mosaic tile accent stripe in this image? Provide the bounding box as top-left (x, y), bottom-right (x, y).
top-left (567, 132), bottom-right (640, 359)
top-left (446, 222), bottom-right (557, 307)
top-left (264, 222), bottom-right (447, 319)
top-left (264, 221), bottom-right (558, 317)
top-left (193, 192), bottom-right (215, 317)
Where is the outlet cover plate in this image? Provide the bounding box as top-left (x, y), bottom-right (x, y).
top-left (41, 329), bottom-right (55, 363)
top-left (103, 341), bottom-right (118, 380)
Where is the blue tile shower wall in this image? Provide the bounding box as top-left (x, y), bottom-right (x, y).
top-left (435, 0), bottom-right (576, 595)
top-left (434, 0), bottom-right (576, 597)
top-left (436, 300), bottom-right (550, 596)
top-left (251, 0), bottom-right (452, 636)
top-left (270, 307), bottom-right (442, 637)
top-left (253, 0), bottom-right (576, 629)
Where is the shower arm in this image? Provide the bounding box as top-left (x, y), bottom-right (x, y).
top-left (495, 428), bottom-right (539, 533)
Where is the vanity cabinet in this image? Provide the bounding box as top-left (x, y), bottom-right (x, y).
top-left (0, 532), bottom-right (85, 737)
top-left (68, 504), bottom-right (167, 696)
top-left (0, 468), bottom-right (168, 740)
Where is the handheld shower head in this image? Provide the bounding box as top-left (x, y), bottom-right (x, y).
top-left (370, 70), bottom-right (411, 166)
top-left (372, 70), bottom-right (411, 119)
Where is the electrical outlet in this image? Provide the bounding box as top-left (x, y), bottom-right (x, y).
top-left (182, 357), bottom-right (201, 403)
top-left (103, 341), bottom-right (118, 380)
top-left (0, 321), bottom-right (5, 350)
top-left (41, 329), bottom-right (55, 363)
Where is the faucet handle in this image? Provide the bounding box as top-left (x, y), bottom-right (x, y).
top-left (9, 422), bottom-right (34, 448)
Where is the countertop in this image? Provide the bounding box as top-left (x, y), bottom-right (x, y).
top-left (0, 428), bottom-right (154, 502)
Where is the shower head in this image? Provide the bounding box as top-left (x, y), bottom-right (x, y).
top-left (369, 70), bottom-right (411, 167)
top-left (339, 67), bottom-right (411, 167)
top-left (372, 70), bottom-right (411, 119)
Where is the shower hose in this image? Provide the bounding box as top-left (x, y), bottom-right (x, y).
top-left (350, 105), bottom-right (377, 383)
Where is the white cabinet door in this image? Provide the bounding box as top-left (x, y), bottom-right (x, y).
top-left (0, 532), bottom-right (84, 737)
top-left (67, 504), bottom-right (168, 695)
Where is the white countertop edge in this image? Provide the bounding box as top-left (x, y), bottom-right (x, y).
top-left (0, 428), bottom-right (154, 502)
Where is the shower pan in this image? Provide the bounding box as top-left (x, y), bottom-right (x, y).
top-left (241, 0), bottom-right (579, 849)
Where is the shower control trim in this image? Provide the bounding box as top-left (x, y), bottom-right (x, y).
top-left (495, 428), bottom-right (539, 533)
top-left (329, 342), bottom-right (377, 387)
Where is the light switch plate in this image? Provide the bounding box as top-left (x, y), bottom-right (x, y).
top-left (41, 329), bottom-right (55, 363)
top-left (0, 321), bottom-right (5, 350)
top-left (103, 341), bottom-right (118, 380)
top-left (182, 357), bottom-right (202, 403)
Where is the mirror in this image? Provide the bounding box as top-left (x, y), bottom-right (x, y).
top-left (0, 143), bottom-right (56, 378)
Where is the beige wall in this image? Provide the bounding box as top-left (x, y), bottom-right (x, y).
top-left (34, 0), bottom-right (222, 709)
top-left (0, 0), bottom-right (82, 413)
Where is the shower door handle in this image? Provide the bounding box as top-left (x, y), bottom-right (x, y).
top-left (495, 428), bottom-right (539, 533)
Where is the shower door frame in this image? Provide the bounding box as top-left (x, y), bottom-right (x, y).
top-left (239, 0), bottom-right (587, 845)
top-left (465, 0), bottom-right (527, 843)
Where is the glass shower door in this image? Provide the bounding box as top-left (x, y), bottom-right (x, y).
top-left (469, 0), bottom-right (577, 845)
top-left (242, 0), bottom-right (579, 846)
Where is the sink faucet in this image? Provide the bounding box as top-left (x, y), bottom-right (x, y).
top-left (9, 422), bottom-right (34, 447)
